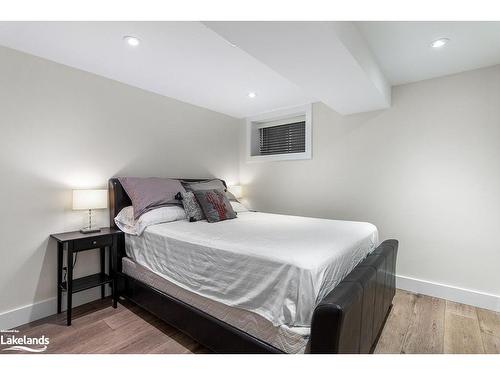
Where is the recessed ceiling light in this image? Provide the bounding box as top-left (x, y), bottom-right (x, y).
top-left (123, 36), bottom-right (140, 47)
top-left (431, 38), bottom-right (450, 49)
top-left (248, 92), bottom-right (257, 99)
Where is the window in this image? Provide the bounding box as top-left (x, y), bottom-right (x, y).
top-left (246, 104), bottom-right (312, 162)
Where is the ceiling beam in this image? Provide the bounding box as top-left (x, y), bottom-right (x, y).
top-left (205, 21), bottom-right (391, 115)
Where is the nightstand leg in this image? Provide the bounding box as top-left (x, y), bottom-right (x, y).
top-left (110, 240), bottom-right (117, 308)
top-left (57, 242), bottom-right (63, 314)
top-left (112, 279), bottom-right (117, 308)
top-left (66, 249), bottom-right (73, 326)
top-left (100, 247), bottom-right (105, 299)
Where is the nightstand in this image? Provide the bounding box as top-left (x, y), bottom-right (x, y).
top-left (50, 228), bottom-right (123, 326)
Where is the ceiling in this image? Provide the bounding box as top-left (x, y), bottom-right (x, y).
top-left (357, 21), bottom-right (500, 85)
top-left (0, 21), bottom-right (499, 118)
top-left (0, 22), bottom-right (312, 118)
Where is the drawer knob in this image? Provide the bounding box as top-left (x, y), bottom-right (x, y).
top-left (92, 241), bottom-right (97, 245)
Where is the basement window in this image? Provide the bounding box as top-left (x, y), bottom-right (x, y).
top-left (246, 104), bottom-right (312, 162)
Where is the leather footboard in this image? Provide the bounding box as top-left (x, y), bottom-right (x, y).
top-left (309, 239), bottom-right (398, 353)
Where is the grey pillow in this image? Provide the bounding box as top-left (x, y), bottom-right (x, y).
top-left (193, 189), bottom-right (237, 223)
top-left (183, 179), bottom-right (225, 191)
top-left (180, 191), bottom-right (205, 222)
top-left (183, 179), bottom-right (238, 201)
top-left (118, 177), bottom-right (185, 219)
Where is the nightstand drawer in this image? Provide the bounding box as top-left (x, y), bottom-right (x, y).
top-left (74, 236), bottom-right (113, 251)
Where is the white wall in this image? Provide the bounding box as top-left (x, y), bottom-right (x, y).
top-left (240, 65), bottom-right (500, 306)
top-left (0, 46), bottom-right (240, 324)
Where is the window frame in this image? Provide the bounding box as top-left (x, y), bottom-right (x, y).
top-left (246, 104), bottom-right (312, 162)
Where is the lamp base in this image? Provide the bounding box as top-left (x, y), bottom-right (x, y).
top-left (80, 227), bottom-right (101, 234)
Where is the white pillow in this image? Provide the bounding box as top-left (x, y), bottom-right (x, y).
top-left (230, 201), bottom-right (249, 213)
top-left (115, 205), bottom-right (187, 235)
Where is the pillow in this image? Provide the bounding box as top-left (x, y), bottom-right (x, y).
top-left (193, 189), bottom-right (237, 223)
top-left (114, 205), bottom-right (187, 235)
top-left (179, 191), bottom-right (205, 222)
top-left (230, 201), bottom-right (249, 213)
top-left (183, 179), bottom-right (238, 201)
top-left (225, 189), bottom-right (239, 202)
top-left (118, 177), bottom-right (186, 219)
top-left (183, 179), bottom-right (225, 191)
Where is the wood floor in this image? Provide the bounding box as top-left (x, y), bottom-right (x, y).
top-left (375, 290), bottom-right (500, 354)
top-left (2, 289), bottom-right (499, 354)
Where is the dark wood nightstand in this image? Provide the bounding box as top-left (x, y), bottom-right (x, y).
top-left (50, 228), bottom-right (123, 326)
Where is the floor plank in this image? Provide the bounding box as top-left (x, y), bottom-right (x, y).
top-left (2, 291), bottom-right (498, 354)
top-left (73, 314), bottom-right (170, 354)
top-left (114, 328), bottom-right (187, 354)
top-left (401, 294), bottom-right (445, 354)
top-left (476, 307), bottom-right (500, 338)
top-left (476, 307), bottom-right (500, 354)
top-left (446, 300), bottom-right (477, 319)
top-left (374, 290), bottom-right (416, 353)
top-left (46, 321), bottom-right (114, 354)
top-left (444, 310), bottom-right (484, 354)
top-left (102, 304), bottom-right (146, 330)
top-left (481, 333), bottom-right (500, 354)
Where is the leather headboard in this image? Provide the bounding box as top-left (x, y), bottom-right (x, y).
top-left (108, 178), bottom-right (228, 229)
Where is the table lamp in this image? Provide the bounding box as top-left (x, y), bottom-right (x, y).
top-left (72, 189), bottom-right (108, 234)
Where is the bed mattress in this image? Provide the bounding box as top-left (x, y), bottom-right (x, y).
top-left (125, 211), bottom-right (378, 328)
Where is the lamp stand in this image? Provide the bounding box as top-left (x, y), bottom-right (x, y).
top-left (80, 209), bottom-right (101, 234)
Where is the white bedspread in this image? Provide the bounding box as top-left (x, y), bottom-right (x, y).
top-left (125, 211), bottom-right (378, 327)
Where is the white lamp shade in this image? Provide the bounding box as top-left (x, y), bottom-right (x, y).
top-left (228, 185), bottom-right (243, 199)
top-left (72, 189), bottom-right (108, 210)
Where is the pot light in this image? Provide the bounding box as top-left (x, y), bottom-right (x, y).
top-left (123, 36), bottom-right (140, 47)
top-left (431, 38), bottom-right (449, 49)
top-left (248, 92), bottom-right (257, 99)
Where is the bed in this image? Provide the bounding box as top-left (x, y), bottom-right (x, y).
top-left (109, 178), bottom-right (398, 353)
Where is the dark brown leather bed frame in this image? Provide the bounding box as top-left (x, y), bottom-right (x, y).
top-left (109, 178), bottom-right (398, 353)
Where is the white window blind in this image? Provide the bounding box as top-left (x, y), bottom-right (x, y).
top-left (258, 121), bottom-right (306, 155)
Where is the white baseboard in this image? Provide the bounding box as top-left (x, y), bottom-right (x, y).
top-left (396, 275), bottom-right (500, 312)
top-left (0, 287), bottom-right (111, 331)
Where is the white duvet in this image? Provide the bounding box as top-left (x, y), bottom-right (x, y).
top-left (125, 211), bottom-right (378, 328)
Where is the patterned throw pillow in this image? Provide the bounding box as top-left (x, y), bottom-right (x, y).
top-left (179, 191), bottom-right (205, 222)
top-left (193, 189), bottom-right (237, 223)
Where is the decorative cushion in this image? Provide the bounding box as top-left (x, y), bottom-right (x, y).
top-left (183, 179), bottom-right (237, 201)
top-left (180, 191), bottom-right (205, 222)
top-left (193, 189), bottom-right (237, 223)
top-left (119, 177), bottom-right (186, 219)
